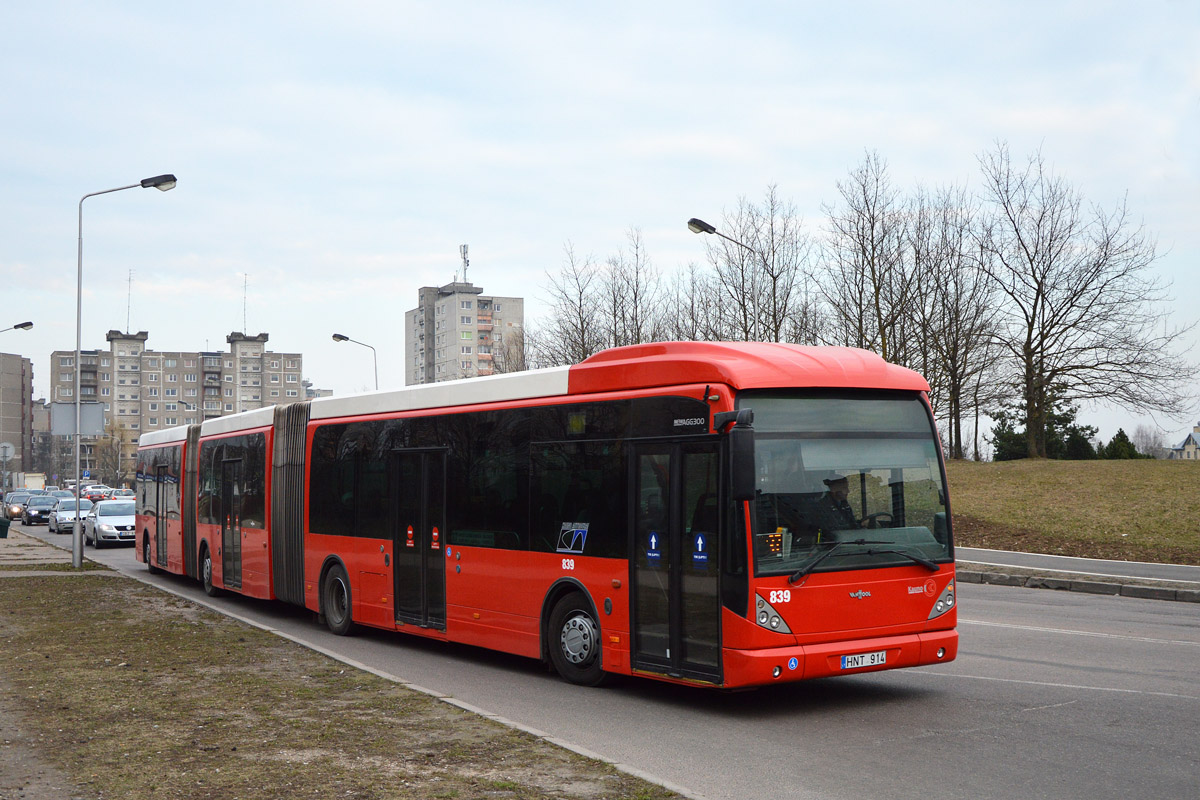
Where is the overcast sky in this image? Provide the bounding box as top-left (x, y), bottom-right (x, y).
top-left (3, 1), bottom-right (1198, 448)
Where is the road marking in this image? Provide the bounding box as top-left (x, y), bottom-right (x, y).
top-left (959, 618), bottom-right (1200, 648)
top-left (1022, 700), bottom-right (1078, 712)
top-left (909, 670), bottom-right (1200, 701)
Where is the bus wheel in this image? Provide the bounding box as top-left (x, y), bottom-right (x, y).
top-left (548, 593), bottom-right (608, 686)
top-left (201, 546), bottom-right (221, 597)
top-left (143, 536), bottom-right (161, 575)
top-left (322, 564), bottom-right (355, 636)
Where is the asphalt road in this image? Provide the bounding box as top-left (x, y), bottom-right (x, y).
top-left (19, 524), bottom-right (1200, 800)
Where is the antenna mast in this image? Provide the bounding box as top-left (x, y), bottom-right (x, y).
top-left (242, 273), bottom-right (249, 331)
top-left (459, 244), bottom-right (469, 284)
top-left (125, 269), bottom-right (134, 332)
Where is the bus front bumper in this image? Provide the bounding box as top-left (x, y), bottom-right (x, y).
top-left (724, 629), bottom-right (958, 687)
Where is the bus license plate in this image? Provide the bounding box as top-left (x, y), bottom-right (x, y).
top-left (841, 650), bottom-right (886, 670)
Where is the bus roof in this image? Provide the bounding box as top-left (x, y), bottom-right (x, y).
top-left (569, 342), bottom-right (929, 394)
top-left (140, 342), bottom-right (929, 442)
top-left (139, 424), bottom-right (190, 448)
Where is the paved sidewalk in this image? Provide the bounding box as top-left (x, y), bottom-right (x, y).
top-left (0, 527), bottom-right (110, 577)
top-left (957, 547), bottom-right (1200, 603)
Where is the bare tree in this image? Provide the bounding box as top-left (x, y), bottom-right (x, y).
top-left (529, 244), bottom-right (606, 367)
top-left (819, 152), bottom-right (917, 362)
top-left (699, 186), bottom-right (816, 343)
top-left (663, 262), bottom-right (722, 341)
top-left (488, 326), bottom-right (527, 374)
top-left (95, 419), bottom-right (135, 488)
top-left (1132, 424), bottom-right (1167, 459)
top-left (977, 142), bottom-right (1196, 458)
top-left (601, 228), bottom-right (665, 348)
top-left (909, 183), bottom-right (1004, 459)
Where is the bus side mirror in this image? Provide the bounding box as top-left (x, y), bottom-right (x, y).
top-left (721, 409), bottom-right (755, 502)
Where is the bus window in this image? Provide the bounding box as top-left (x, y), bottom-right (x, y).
top-left (745, 392), bottom-right (951, 577)
top-left (531, 441), bottom-right (626, 558)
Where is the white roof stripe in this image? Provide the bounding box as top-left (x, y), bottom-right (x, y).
top-left (309, 366), bottom-right (571, 420)
top-left (200, 406), bottom-right (276, 436)
top-left (138, 425), bottom-right (190, 447)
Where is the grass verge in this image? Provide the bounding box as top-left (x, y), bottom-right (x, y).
top-left (0, 574), bottom-right (678, 800)
top-left (947, 459), bottom-right (1200, 564)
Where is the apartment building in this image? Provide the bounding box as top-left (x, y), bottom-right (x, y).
top-left (0, 353), bottom-right (34, 488)
top-left (48, 330), bottom-right (308, 480)
top-left (404, 281), bottom-right (524, 385)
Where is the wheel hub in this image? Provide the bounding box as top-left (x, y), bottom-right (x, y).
top-left (560, 613), bottom-right (596, 665)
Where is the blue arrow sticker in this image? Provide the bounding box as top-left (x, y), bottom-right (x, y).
top-left (692, 532), bottom-right (709, 568)
top-left (646, 531), bottom-right (661, 564)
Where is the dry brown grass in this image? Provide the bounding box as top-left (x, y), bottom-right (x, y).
top-left (0, 574), bottom-right (678, 800)
top-left (946, 459), bottom-right (1200, 564)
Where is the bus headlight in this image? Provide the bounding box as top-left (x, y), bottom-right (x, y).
top-left (928, 581), bottom-right (955, 620)
top-left (754, 594), bottom-right (793, 634)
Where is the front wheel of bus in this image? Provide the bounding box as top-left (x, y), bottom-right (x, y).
top-left (322, 564), bottom-right (355, 636)
top-left (548, 594), bottom-right (608, 686)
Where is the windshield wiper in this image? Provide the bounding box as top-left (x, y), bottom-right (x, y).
top-left (860, 548), bottom-right (940, 572)
top-left (788, 539), bottom-right (892, 585)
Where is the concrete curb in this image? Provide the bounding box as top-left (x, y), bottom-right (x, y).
top-left (956, 562), bottom-right (1200, 603)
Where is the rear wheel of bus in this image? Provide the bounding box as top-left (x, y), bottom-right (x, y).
top-left (322, 563), bottom-right (355, 636)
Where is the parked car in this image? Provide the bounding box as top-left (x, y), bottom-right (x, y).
top-left (5, 492), bottom-right (32, 519)
top-left (48, 498), bottom-right (93, 534)
top-left (83, 500), bottom-right (136, 547)
top-left (21, 495), bottom-right (59, 525)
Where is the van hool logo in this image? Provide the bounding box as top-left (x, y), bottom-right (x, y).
top-left (849, 590), bottom-right (872, 599)
top-left (673, 417), bottom-right (706, 427)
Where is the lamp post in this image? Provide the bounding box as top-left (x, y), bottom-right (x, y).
top-left (73, 174), bottom-right (176, 568)
top-left (687, 217), bottom-right (754, 253)
top-left (332, 333), bottom-right (378, 390)
top-left (1, 321), bottom-right (33, 334)
top-left (689, 217), bottom-right (776, 341)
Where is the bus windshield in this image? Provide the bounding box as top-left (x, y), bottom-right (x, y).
top-left (745, 392), bottom-right (952, 578)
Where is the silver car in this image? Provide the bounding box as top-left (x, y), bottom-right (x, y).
top-left (83, 500), bottom-right (136, 547)
top-left (49, 498), bottom-right (94, 534)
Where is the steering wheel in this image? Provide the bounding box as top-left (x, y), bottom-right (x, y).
top-left (860, 511), bottom-right (894, 529)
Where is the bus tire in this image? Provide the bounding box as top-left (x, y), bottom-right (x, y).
top-left (548, 593), bottom-right (608, 686)
top-left (322, 564), bottom-right (355, 636)
top-left (143, 535), bottom-right (161, 575)
top-left (201, 545), bottom-right (221, 597)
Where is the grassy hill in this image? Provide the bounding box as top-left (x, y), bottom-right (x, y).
top-left (946, 459), bottom-right (1200, 565)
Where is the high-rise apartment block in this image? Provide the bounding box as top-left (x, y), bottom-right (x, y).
top-left (405, 281), bottom-right (524, 385)
top-left (0, 353), bottom-right (34, 487)
top-left (47, 330), bottom-right (307, 480)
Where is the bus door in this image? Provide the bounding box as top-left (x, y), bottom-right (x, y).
top-left (154, 463), bottom-right (168, 569)
top-left (393, 449), bottom-right (446, 629)
top-left (221, 458), bottom-right (242, 590)
top-left (631, 440), bottom-right (722, 683)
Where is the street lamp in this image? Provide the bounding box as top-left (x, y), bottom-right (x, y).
top-left (687, 217), bottom-right (754, 252)
top-left (73, 174), bottom-right (177, 568)
top-left (1, 321), bottom-right (33, 334)
top-left (332, 333), bottom-right (378, 390)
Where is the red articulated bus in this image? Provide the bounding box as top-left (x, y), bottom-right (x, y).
top-left (136, 341), bottom-right (957, 688)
